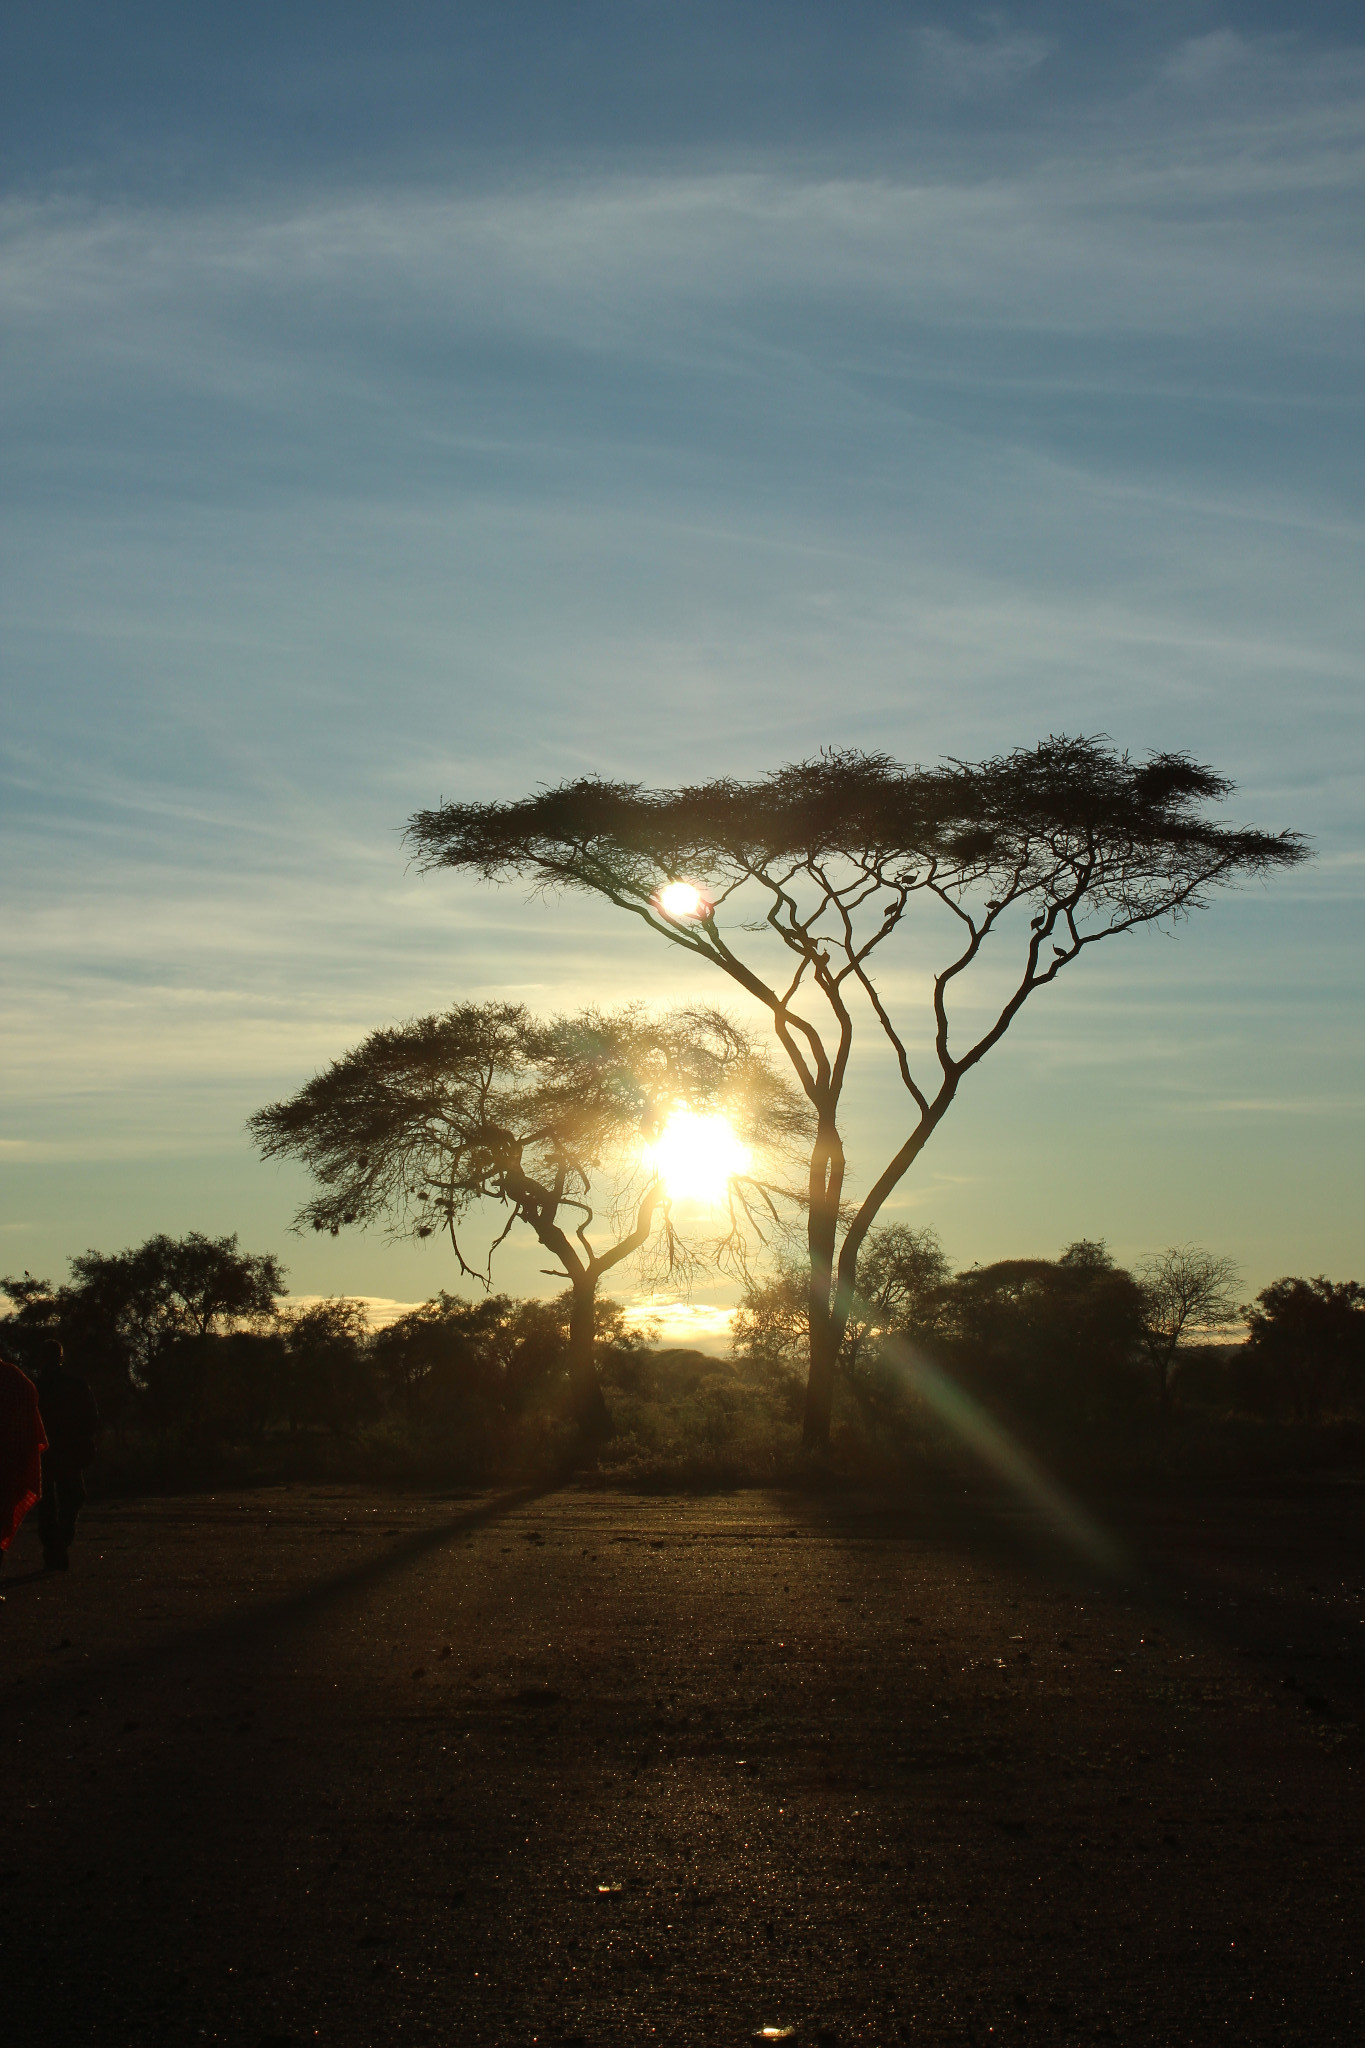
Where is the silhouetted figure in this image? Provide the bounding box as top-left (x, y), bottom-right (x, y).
top-left (0, 1352), bottom-right (46, 1577)
top-left (34, 1339), bottom-right (99, 1572)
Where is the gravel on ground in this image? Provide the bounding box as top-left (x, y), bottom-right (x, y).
top-left (2, 1479), bottom-right (1362, 2045)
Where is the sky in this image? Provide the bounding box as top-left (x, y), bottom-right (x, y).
top-left (3, 2), bottom-right (1362, 1331)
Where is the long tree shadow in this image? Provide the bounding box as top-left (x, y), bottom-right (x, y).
top-left (0, 1479), bottom-right (559, 1721)
top-left (0, 1478), bottom-right (571, 2046)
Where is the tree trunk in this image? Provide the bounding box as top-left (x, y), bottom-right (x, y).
top-left (802, 1313), bottom-right (839, 1452)
top-left (567, 1281), bottom-right (610, 1443)
top-left (802, 1177), bottom-right (841, 1453)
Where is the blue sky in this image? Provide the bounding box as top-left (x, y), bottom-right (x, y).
top-left (3, 3), bottom-right (1362, 1320)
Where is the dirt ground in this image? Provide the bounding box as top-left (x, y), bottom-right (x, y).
top-left (1, 1478), bottom-right (1362, 2046)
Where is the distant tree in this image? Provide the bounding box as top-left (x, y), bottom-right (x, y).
top-left (367, 1290), bottom-right (644, 1471)
top-left (251, 1003), bottom-right (802, 1436)
top-left (939, 1241), bottom-right (1146, 1432)
top-left (145, 1328), bottom-right (287, 1442)
top-left (847, 1225), bottom-right (952, 1354)
top-left (106, 1232), bottom-right (284, 1346)
top-left (1136, 1244), bottom-right (1240, 1420)
top-left (371, 1292), bottom-right (519, 1423)
top-left (408, 738), bottom-right (1306, 1451)
top-left (732, 1221), bottom-right (950, 1408)
top-left (3, 1234), bottom-right (285, 1427)
top-left (281, 1298), bottom-right (376, 1435)
top-left (1242, 1276), bottom-right (1365, 1421)
top-left (370, 1292), bottom-right (522, 1468)
top-left (0, 1272), bottom-right (58, 1370)
top-left (1055, 1239), bottom-right (1116, 1275)
top-left (0, 1271), bottom-right (53, 1327)
top-left (731, 1258), bottom-right (809, 1380)
top-left (839, 1224), bottom-right (953, 1420)
top-left (1, 1267), bottom-right (136, 1425)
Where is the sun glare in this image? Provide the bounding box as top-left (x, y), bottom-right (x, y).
top-left (648, 1107), bottom-right (750, 1205)
top-left (656, 879), bottom-right (710, 920)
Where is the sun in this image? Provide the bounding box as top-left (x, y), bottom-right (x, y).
top-left (647, 1107), bottom-right (750, 1205)
top-left (655, 879), bottom-right (711, 921)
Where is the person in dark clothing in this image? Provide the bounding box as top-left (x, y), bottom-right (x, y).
top-left (34, 1339), bottom-right (99, 1571)
top-left (0, 1351), bottom-right (46, 1581)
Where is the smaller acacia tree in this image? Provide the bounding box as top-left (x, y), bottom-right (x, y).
top-left (250, 1002), bottom-right (803, 1434)
top-left (1136, 1243), bottom-right (1240, 1420)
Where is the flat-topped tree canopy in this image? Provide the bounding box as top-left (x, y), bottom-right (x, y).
top-left (407, 737), bottom-right (1307, 1452)
top-left (408, 738), bottom-right (1305, 937)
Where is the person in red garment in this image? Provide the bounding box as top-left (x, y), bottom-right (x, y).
top-left (0, 1351), bottom-right (47, 1582)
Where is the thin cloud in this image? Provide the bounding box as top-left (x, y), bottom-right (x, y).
top-left (6, 103), bottom-right (1365, 389)
top-left (915, 25), bottom-right (1050, 101)
top-left (1164, 30), bottom-right (1287, 93)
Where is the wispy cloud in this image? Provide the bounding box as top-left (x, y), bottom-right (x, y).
top-left (915, 25), bottom-right (1050, 101)
top-left (7, 130), bottom-right (1364, 373)
top-left (1182, 1097), bottom-right (1365, 1118)
top-left (1164, 30), bottom-right (1288, 93)
top-left (916, 24), bottom-right (1055, 101)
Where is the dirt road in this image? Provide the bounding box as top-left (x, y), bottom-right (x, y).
top-left (2, 1482), bottom-right (1362, 2045)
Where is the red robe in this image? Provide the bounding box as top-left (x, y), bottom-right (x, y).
top-left (0, 1358), bottom-right (47, 1552)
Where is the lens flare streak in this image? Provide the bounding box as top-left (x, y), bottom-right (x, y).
top-left (876, 1330), bottom-right (1123, 1571)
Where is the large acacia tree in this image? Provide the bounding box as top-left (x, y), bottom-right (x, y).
top-left (407, 737), bottom-right (1307, 1450)
top-left (251, 1002), bottom-right (801, 1432)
